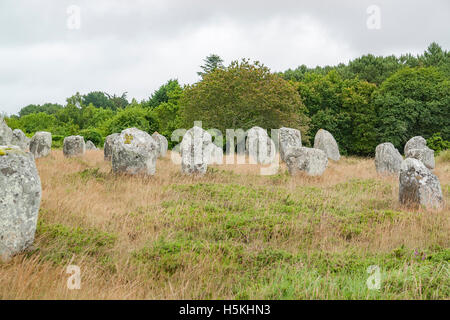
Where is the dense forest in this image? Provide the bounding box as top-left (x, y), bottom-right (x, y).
top-left (3, 42), bottom-right (449, 156)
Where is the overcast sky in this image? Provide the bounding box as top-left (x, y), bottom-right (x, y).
top-left (1, 0), bottom-right (449, 115)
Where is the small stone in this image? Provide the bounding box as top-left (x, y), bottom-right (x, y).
top-left (11, 129), bottom-right (30, 151)
top-left (375, 142), bottom-right (403, 174)
top-left (246, 126), bottom-right (275, 164)
top-left (404, 136), bottom-right (427, 155)
top-left (152, 132), bottom-right (168, 158)
top-left (180, 126), bottom-right (212, 175)
top-left (85, 140), bottom-right (98, 150)
top-left (279, 127), bottom-right (302, 162)
top-left (284, 146), bottom-right (328, 176)
top-left (63, 135), bottom-right (86, 157)
top-left (405, 147), bottom-right (435, 170)
top-left (314, 129), bottom-right (340, 161)
top-left (0, 145), bottom-right (42, 261)
top-left (0, 118), bottom-right (13, 145)
top-left (399, 158), bottom-right (443, 210)
top-left (29, 131), bottom-right (52, 159)
top-left (104, 133), bottom-right (119, 161)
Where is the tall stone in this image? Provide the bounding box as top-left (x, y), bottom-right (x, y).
top-left (104, 133), bottom-right (119, 161)
top-left (63, 135), bottom-right (86, 157)
top-left (279, 127), bottom-right (302, 162)
top-left (399, 158), bottom-right (443, 210)
top-left (29, 131), bottom-right (52, 159)
top-left (375, 142), bottom-right (403, 174)
top-left (111, 128), bottom-right (158, 175)
top-left (11, 129), bottom-right (30, 151)
top-left (180, 126), bottom-right (212, 175)
top-left (0, 146), bottom-right (42, 261)
top-left (0, 118), bottom-right (13, 145)
top-left (314, 129), bottom-right (340, 161)
top-left (404, 136), bottom-right (427, 155)
top-left (246, 126), bottom-right (275, 164)
top-left (152, 132), bottom-right (168, 158)
top-left (404, 136), bottom-right (435, 170)
top-left (284, 146), bottom-right (328, 176)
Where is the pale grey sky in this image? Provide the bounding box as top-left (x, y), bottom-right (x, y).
top-left (1, 0), bottom-right (449, 115)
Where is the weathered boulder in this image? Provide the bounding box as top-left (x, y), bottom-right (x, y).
top-left (152, 132), bottom-right (168, 158)
top-left (375, 142), bottom-right (403, 174)
top-left (279, 127), bottom-right (302, 162)
top-left (85, 140), bottom-right (98, 150)
top-left (104, 133), bottom-right (119, 161)
top-left (314, 129), bottom-right (340, 161)
top-left (0, 118), bottom-right (13, 145)
top-left (404, 136), bottom-right (427, 155)
top-left (399, 158), bottom-right (443, 210)
top-left (284, 146), bottom-right (328, 176)
top-left (246, 126), bottom-right (275, 164)
top-left (11, 129), bottom-right (30, 151)
top-left (0, 146), bottom-right (41, 261)
top-left (180, 126), bottom-right (212, 174)
top-left (63, 135), bottom-right (86, 157)
top-left (111, 128), bottom-right (158, 175)
top-left (405, 147), bottom-right (435, 170)
top-left (29, 131), bottom-right (52, 159)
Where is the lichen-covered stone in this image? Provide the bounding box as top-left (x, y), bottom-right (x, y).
top-left (279, 127), bottom-right (302, 162)
top-left (284, 146), bottom-right (328, 176)
top-left (314, 129), bottom-right (340, 161)
top-left (246, 126), bottom-right (275, 164)
top-left (104, 133), bottom-right (119, 161)
top-left (375, 142), bottom-right (403, 174)
top-left (0, 145), bottom-right (41, 261)
top-left (405, 147), bottom-right (435, 170)
top-left (111, 128), bottom-right (157, 175)
top-left (11, 129), bottom-right (30, 151)
top-left (180, 126), bottom-right (212, 175)
top-left (63, 135), bottom-right (86, 157)
top-left (0, 118), bottom-right (13, 145)
top-left (152, 132), bottom-right (168, 158)
top-left (85, 140), bottom-right (98, 150)
top-left (399, 158), bottom-right (443, 210)
top-left (404, 136), bottom-right (427, 155)
top-left (29, 131), bottom-right (52, 159)
top-left (205, 142), bottom-right (223, 165)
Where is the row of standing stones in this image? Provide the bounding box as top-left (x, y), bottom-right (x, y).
top-left (0, 116), bottom-right (445, 261)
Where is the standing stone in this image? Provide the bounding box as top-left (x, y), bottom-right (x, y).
top-left (11, 129), bottom-right (30, 151)
top-left (314, 129), bottom-right (340, 161)
top-left (284, 146), bottom-right (328, 176)
top-left (85, 140), bottom-right (98, 150)
top-left (279, 127), bottom-right (302, 162)
top-left (29, 131), bottom-right (52, 159)
top-left (404, 136), bottom-right (435, 169)
top-left (246, 126), bottom-right (276, 164)
top-left (0, 145), bottom-right (41, 261)
top-left (399, 158), bottom-right (443, 210)
top-left (375, 142), bottom-right (403, 174)
top-left (0, 118), bottom-right (13, 145)
top-left (104, 133), bottom-right (119, 161)
top-left (404, 136), bottom-right (427, 155)
top-left (180, 126), bottom-right (212, 175)
top-left (63, 135), bottom-right (86, 157)
top-left (205, 142), bottom-right (223, 165)
top-left (152, 132), bottom-right (168, 158)
top-left (112, 128), bottom-right (158, 175)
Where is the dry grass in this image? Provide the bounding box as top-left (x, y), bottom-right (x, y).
top-left (0, 150), bottom-right (448, 299)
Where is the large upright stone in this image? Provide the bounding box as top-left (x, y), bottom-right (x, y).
top-left (85, 140), bottom-right (98, 150)
top-left (279, 127), bottom-right (302, 162)
top-left (375, 143), bottom-right (403, 174)
top-left (205, 142), bottom-right (223, 165)
top-left (404, 136), bottom-right (435, 170)
top-left (246, 126), bottom-right (275, 164)
top-left (63, 135), bottom-right (86, 157)
top-left (284, 146), bottom-right (328, 176)
top-left (399, 158), bottom-right (443, 210)
top-left (112, 128), bottom-right (158, 175)
top-left (0, 118), bottom-right (13, 145)
top-left (314, 129), bottom-right (340, 161)
top-left (104, 133), bottom-right (119, 161)
top-left (29, 131), bottom-right (52, 159)
top-left (152, 132), bottom-right (168, 158)
top-left (11, 129), bottom-right (30, 151)
top-left (404, 136), bottom-right (427, 155)
top-left (180, 126), bottom-right (212, 175)
top-left (0, 146), bottom-right (41, 261)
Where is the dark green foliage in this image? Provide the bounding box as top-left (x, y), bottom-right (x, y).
top-left (79, 128), bottom-right (104, 146)
top-left (427, 133), bottom-right (450, 155)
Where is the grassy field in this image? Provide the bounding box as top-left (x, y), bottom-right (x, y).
top-left (0, 150), bottom-right (449, 299)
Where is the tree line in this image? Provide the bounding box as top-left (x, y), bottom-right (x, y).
top-left (3, 42), bottom-right (449, 155)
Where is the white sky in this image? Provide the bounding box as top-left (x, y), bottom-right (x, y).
top-left (1, 0), bottom-right (449, 115)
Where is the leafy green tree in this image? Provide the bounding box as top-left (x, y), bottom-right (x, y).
top-left (374, 66), bottom-right (450, 151)
top-left (427, 133), bottom-right (450, 155)
top-left (181, 59), bottom-right (309, 139)
top-left (146, 79), bottom-right (183, 109)
top-left (104, 103), bottom-right (158, 135)
top-left (82, 91), bottom-right (113, 109)
top-left (19, 103), bottom-right (63, 117)
top-left (197, 54), bottom-right (224, 78)
top-left (19, 112), bottom-right (58, 133)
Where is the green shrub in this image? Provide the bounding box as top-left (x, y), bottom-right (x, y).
top-left (427, 133), bottom-right (450, 155)
top-left (79, 128), bottom-right (104, 146)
